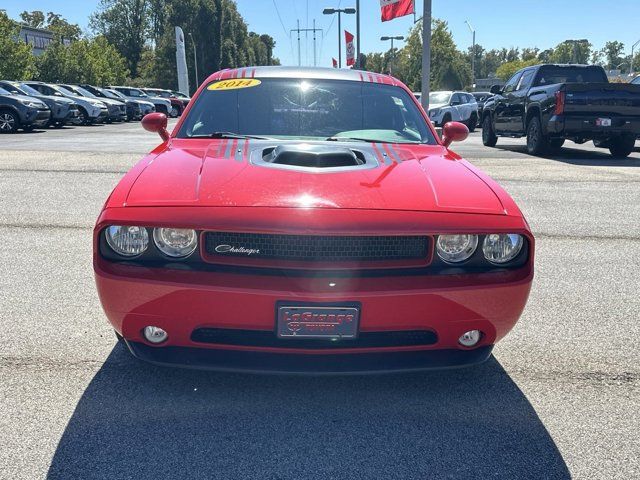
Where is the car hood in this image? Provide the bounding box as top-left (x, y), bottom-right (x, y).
top-left (3, 93), bottom-right (46, 105)
top-left (428, 103), bottom-right (448, 111)
top-left (124, 140), bottom-right (505, 214)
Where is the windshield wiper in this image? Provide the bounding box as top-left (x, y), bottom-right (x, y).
top-left (326, 136), bottom-right (377, 143)
top-left (326, 136), bottom-right (421, 144)
top-left (190, 132), bottom-right (273, 140)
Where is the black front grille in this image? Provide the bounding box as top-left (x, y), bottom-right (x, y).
top-left (204, 232), bottom-right (429, 263)
top-left (191, 328), bottom-right (438, 349)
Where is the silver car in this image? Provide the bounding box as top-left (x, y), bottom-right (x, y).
top-left (427, 91), bottom-right (479, 132)
top-left (24, 81), bottom-right (108, 125)
top-left (109, 86), bottom-right (171, 117)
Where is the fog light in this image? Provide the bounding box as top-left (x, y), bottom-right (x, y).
top-left (143, 326), bottom-right (168, 344)
top-left (458, 330), bottom-right (481, 347)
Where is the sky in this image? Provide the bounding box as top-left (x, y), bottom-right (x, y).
top-left (3, 0), bottom-right (640, 70)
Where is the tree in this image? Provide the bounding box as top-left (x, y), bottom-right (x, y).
top-left (496, 59), bottom-right (540, 81)
top-left (549, 40), bottom-right (591, 64)
top-left (19, 11), bottom-right (45, 28)
top-left (0, 11), bottom-right (37, 80)
top-left (602, 41), bottom-right (625, 70)
top-left (91, 0), bottom-right (149, 78)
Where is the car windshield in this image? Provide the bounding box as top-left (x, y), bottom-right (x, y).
top-left (177, 78), bottom-right (436, 144)
top-left (14, 83), bottom-right (41, 96)
top-left (429, 92), bottom-right (451, 104)
top-left (106, 89), bottom-right (125, 99)
top-left (73, 86), bottom-right (98, 98)
top-left (57, 85), bottom-right (80, 96)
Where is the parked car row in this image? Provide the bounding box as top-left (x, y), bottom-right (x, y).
top-left (0, 81), bottom-right (191, 133)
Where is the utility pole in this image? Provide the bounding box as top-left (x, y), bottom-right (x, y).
top-left (421, 0), bottom-right (432, 111)
top-left (291, 21), bottom-right (323, 67)
top-left (465, 21), bottom-right (476, 87)
top-left (381, 36), bottom-right (404, 74)
top-left (631, 39), bottom-right (640, 75)
top-left (323, 7), bottom-right (356, 68)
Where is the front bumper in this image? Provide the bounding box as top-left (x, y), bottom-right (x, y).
top-left (22, 108), bottom-right (50, 127)
top-left (125, 340), bottom-right (493, 374)
top-left (95, 207), bottom-right (533, 373)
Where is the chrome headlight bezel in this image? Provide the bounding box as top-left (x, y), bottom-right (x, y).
top-left (435, 234), bottom-right (479, 264)
top-left (482, 234), bottom-right (524, 264)
top-left (153, 228), bottom-right (198, 258)
top-left (104, 225), bottom-right (149, 257)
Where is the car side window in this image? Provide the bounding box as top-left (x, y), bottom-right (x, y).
top-left (503, 72), bottom-right (522, 94)
top-left (451, 93), bottom-right (462, 105)
top-left (517, 70), bottom-right (535, 91)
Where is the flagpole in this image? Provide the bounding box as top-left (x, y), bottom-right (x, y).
top-left (421, 0), bottom-right (431, 111)
top-left (356, 0), bottom-right (360, 68)
top-left (338, 12), bottom-right (342, 68)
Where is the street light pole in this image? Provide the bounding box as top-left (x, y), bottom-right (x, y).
top-left (421, 0), bottom-right (432, 111)
top-left (323, 7), bottom-right (356, 69)
top-left (465, 20), bottom-right (475, 87)
top-left (188, 33), bottom-right (198, 87)
top-left (380, 36), bottom-right (404, 74)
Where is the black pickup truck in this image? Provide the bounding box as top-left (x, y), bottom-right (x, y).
top-left (482, 64), bottom-right (640, 157)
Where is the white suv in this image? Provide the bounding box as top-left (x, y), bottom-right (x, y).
top-left (427, 91), bottom-right (479, 132)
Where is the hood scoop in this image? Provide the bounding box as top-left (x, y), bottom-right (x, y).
top-left (253, 143), bottom-right (377, 172)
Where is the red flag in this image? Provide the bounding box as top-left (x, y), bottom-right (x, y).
top-left (380, 0), bottom-right (414, 22)
top-left (345, 30), bottom-right (355, 67)
top-left (332, 58), bottom-right (338, 68)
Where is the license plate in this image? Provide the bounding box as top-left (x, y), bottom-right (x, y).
top-left (277, 306), bottom-right (359, 339)
top-left (596, 118), bottom-right (612, 127)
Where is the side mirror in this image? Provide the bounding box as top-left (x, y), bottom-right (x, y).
top-left (441, 121), bottom-right (469, 148)
top-left (141, 112), bottom-right (169, 141)
top-left (490, 84), bottom-right (502, 95)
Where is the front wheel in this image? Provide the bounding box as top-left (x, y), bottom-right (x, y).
top-left (467, 114), bottom-right (477, 133)
top-left (169, 106), bottom-right (179, 118)
top-left (0, 110), bottom-right (19, 133)
top-left (482, 115), bottom-right (497, 147)
top-left (526, 116), bottom-right (549, 156)
top-left (608, 135), bottom-right (636, 158)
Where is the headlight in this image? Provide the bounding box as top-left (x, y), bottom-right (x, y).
top-left (21, 100), bottom-right (42, 108)
top-left (105, 226), bottom-right (149, 257)
top-left (429, 108), bottom-right (440, 117)
top-left (482, 234), bottom-right (524, 264)
top-left (153, 228), bottom-right (197, 258)
top-left (436, 234), bottom-right (478, 263)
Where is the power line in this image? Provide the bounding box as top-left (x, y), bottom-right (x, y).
top-left (272, 0), bottom-right (295, 64)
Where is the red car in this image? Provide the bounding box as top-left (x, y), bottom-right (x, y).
top-left (94, 67), bottom-right (534, 373)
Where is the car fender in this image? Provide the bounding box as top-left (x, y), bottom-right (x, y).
top-left (0, 103), bottom-right (23, 121)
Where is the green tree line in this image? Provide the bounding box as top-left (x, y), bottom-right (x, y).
top-left (364, 20), bottom-right (640, 90)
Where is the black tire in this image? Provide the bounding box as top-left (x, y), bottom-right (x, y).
top-left (77, 107), bottom-right (89, 125)
top-left (608, 135), bottom-right (636, 158)
top-left (467, 113), bottom-right (477, 133)
top-left (548, 138), bottom-right (565, 151)
top-left (0, 109), bottom-right (19, 133)
top-left (53, 122), bottom-right (64, 129)
top-left (22, 125), bottom-right (35, 132)
top-left (169, 106), bottom-right (179, 118)
top-left (482, 115), bottom-right (497, 147)
top-left (441, 114), bottom-right (452, 127)
top-left (526, 116), bottom-right (549, 156)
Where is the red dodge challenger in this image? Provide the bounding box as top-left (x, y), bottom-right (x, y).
top-left (94, 67), bottom-right (534, 373)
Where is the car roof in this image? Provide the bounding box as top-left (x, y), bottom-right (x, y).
top-left (204, 66), bottom-right (399, 86)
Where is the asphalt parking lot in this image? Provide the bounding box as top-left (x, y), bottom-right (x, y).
top-left (1, 122), bottom-right (639, 479)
